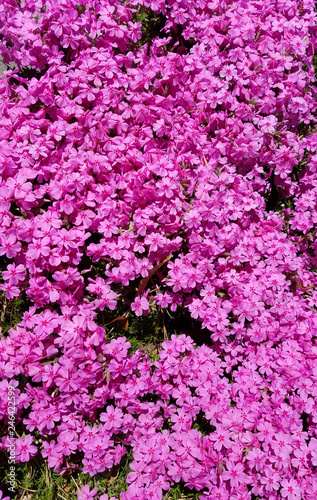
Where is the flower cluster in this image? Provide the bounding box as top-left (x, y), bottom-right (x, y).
top-left (1, 0), bottom-right (317, 498)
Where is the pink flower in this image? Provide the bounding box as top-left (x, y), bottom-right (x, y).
top-left (77, 485), bottom-right (98, 500)
top-left (222, 461), bottom-right (249, 488)
top-left (0, 234), bottom-right (21, 259)
top-left (209, 425), bottom-right (232, 451)
top-left (56, 430), bottom-right (78, 456)
top-left (2, 263), bottom-right (26, 284)
top-left (15, 435), bottom-right (37, 462)
top-left (260, 468), bottom-right (280, 492)
top-left (280, 478), bottom-right (301, 500)
top-left (171, 409), bottom-right (192, 432)
top-left (0, 282), bottom-right (20, 299)
top-left (258, 115), bottom-right (278, 134)
top-left (130, 295), bottom-right (149, 316)
top-left (100, 406), bottom-right (123, 431)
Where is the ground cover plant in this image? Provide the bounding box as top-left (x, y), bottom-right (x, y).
top-left (1, 0), bottom-right (317, 498)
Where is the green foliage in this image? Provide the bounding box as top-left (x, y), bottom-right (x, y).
top-left (313, 51), bottom-right (317, 81)
top-left (0, 454), bottom-right (132, 500)
top-left (166, 483), bottom-right (201, 500)
top-left (95, 299), bottom-right (165, 361)
top-left (167, 484), bottom-right (183, 500)
top-left (106, 454), bottom-right (132, 498)
top-left (1, 460), bottom-right (82, 500)
top-left (0, 292), bottom-right (31, 335)
top-left (132, 6), bottom-right (167, 47)
top-left (192, 411), bottom-right (216, 437)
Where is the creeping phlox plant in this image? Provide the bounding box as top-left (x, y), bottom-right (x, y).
top-left (1, 0), bottom-right (317, 498)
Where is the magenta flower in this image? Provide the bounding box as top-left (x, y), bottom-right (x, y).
top-left (260, 468), bottom-right (280, 492)
top-left (280, 478), bottom-right (301, 500)
top-left (56, 430), bottom-right (78, 456)
top-left (209, 425), bottom-right (232, 451)
top-left (222, 461), bottom-right (249, 488)
top-left (130, 295), bottom-right (150, 316)
top-left (0, 234), bottom-right (21, 259)
top-left (15, 435), bottom-right (37, 462)
top-left (2, 263), bottom-right (26, 285)
top-left (100, 406), bottom-right (123, 431)
top-left (77, 485), bottom-right (98, 500)
top-left (0, 282), bottom-right (20, 299)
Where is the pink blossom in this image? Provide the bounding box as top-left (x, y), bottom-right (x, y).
top-left (222, 461), bottom-right (249, 488)
top-left (15, 435), bottom-right (37, 462)
top-left (131, 296), bottom-right (150, 316)
top-left (77, 485), bottom-right (98, 500)
top-left (280, 478), bottom-right (301, 500)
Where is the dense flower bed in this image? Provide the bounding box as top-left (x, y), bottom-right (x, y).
top-left (1, 0), bottom-right (317, 498)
